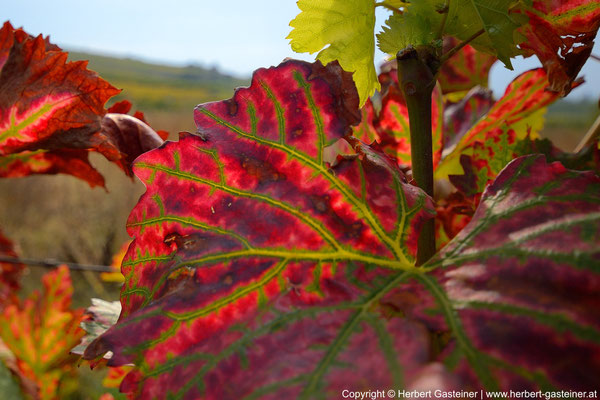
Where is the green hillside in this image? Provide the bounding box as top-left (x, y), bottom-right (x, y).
top-left (68, 50), bottom-right (249, 112)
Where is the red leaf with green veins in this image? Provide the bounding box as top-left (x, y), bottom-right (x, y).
top-left (0, 21), bottom-right (164, 186)
top-left (516, 0), bottom-right (600, 96)
top-left (0, 265), bottom-right (84, 399)
top-left (422, 155), bottom-right (600, 390)
top-left (436, 68), bottom-right (570, 194)
top-left (438, 39), bottom-right (497, 95)
top-left (83, 60), bottom-right (435, 398)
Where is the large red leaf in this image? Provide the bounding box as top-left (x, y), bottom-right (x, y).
top-left (0, 266), bottom-right (84, 399)
top-left (0, 22), bottom-right (164, 187)
top-left (516, 0), bottom-right (600, 95)
top-left (83, 60), bottom-right (435, 398)
top-left (419, 155), bottom-right (600, 390)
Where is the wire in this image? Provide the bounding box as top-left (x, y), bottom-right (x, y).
top-left (0, 256), bottom-right (113, 273)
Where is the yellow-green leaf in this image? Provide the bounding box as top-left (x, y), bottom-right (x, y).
top-left (288, 0), bottom-right (379, 106)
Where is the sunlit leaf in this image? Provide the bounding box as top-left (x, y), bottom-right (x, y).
top-left (377, 10), bottom-right (438, 55)
top-left (435, 68), bottom-right (567, 192)
top-left (377, 0), bottom-right (527, 67)
top-left (83, 60), bottom-right (435, 398)
top-left (287, 0), bottom-right (379, 105)
top-left (0, 266), bottom-right (84, 400)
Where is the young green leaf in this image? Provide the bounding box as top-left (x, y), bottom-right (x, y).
top-left (287, 0), bottom-right (379, 106)
top-left (376, 0), bottom-right (526, 67)
top-left (83, 60), bottom-right (435, 398)
top-left (423, 155), bottom-right (600, 389)
top-left (377, 11), bottom-right (438, 55)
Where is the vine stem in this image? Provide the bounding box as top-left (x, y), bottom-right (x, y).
top-left (396, 46), bottom-right (439, 265)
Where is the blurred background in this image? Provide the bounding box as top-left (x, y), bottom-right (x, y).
top-left (0, 2), bottom-right (599, 397)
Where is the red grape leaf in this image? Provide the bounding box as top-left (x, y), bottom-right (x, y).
top-left (0, 229), bottom-right (23, 308)
top-left (0, 21), bottom-right (164, 187)
top-left (516, 0), bottom-right (600, 95)
top-left (83, 60), bottom-right (435, 398)
top-left (438, 39), bottom-right (497, 95)
top-left (420, 155), bottom-right (600, 390)
top-left (0, 265), bottom-right (84, 399)
top-left (436, 68), bottom-right (571, 193)
top-left (443, 87), bottom-right (495, 150)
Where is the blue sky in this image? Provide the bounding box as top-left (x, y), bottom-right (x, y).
top-left (4, 0), bottom-right (599, 99)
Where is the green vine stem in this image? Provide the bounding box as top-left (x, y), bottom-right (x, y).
top-left (396, 45), bottom-right (440, 265)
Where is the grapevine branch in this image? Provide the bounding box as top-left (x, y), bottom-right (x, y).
top-left (0, 255), bottom-right (112, 273)
top-left (396, 45), bottom-right (439, 264)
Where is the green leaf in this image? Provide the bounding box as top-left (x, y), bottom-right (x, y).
top-left (288, 0), bottom-right (379, 106)
top-left (443, 0), bottom-right (528, 67)
top-left (377, 11), bottom-right (437, 55)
